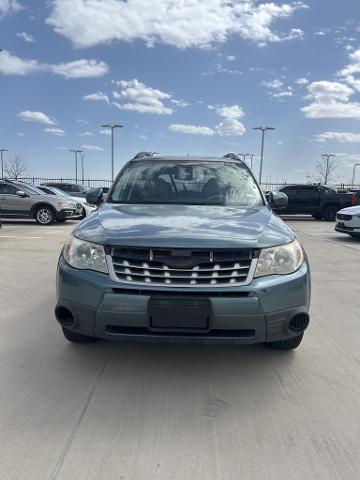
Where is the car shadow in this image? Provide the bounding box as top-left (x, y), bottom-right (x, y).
top-left (0, 219), bottom-right (79, 226)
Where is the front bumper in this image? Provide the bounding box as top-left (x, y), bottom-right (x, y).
top-left (56, 256), bottom-right (311, 344)
top-left (56, 208), bottom-right (78, 220)
top-left (335, 219), bottom-right (360, 236)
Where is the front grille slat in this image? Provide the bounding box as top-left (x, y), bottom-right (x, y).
top-left (112, 261), bottom-right (251, 272)
top-left (109, 247), bottom-right (256, 287)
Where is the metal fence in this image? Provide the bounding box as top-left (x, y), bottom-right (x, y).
top-left (14, 178), bottom-right (360, 192)
top-left (17, 177), bottom-right (113, 188)
top-left (260, 182), bottom-right (360, 192)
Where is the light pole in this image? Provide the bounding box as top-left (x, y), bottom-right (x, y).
top-left (0, 148), bottom-right (8, 179)
top-left (321, 154), bottom-right (335, 184)
top-left (69, 149), bottom-right (83, 183)
top-left (101, 123), bottom-right (124, 181)
top-left (80, 151), bottom-right (86, 184)
top-left (248, 154), bottom-right (254, 171)
top-left (352, 163), bottom-right (360, 185)
top-left (253, 127), bottom-right (275, 184)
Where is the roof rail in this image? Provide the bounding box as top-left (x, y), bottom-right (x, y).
top-left (132, 151), bottom-right (155, 160)
top-left (223, 152), bottom-right (244, 162)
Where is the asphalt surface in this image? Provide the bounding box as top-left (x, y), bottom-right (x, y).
top-left (1, 217), bottom-right (360, 480)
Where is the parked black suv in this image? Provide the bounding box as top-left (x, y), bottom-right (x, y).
top-left (277, 184), bottom-right (354, 221)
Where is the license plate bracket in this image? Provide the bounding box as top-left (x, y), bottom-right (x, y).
top-left (149, 297), bottom-right (211, 331)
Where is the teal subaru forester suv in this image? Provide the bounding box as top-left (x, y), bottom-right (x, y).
top-left (55, 153), bottom-right (310, 350)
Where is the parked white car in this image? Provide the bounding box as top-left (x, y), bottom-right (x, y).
top-left (335, 205), bottom-right (360, 238)
top-left (37, 186), bottom-right (96, 219)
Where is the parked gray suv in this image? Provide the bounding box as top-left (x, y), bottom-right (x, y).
top-left (56, 153), bottom-right (311, 349)
top-left (0, 180), bottom-right (77, 224)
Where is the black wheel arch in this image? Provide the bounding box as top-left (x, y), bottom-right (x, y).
top-left (31, 202), bottom-right (57, 219)
top-left (321, 202), bottom-right (341, 214)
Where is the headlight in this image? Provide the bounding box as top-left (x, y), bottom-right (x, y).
top-left (58, 201), bottom-right (74, 209)
top-left (254, 239), bottom-right (304, 278)
top-left (63, 235), bottom-right (108, 274)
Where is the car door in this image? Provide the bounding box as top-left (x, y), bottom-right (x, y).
top-left (279, 186), bottom-right (300, 213)
top-left (0, 183), bottom-right (30, 216)
top-left (299, 186), bottom-right (321, 212)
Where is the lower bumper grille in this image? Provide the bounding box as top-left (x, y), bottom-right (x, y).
top-left (105, 325), bottom-right (255, 337)
top-left (108, 247), bottom-right (257, 287)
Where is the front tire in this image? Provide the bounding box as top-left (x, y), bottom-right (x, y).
top-left (323, 205), bottom-right (338, 222)
top-left (266, 334), bottom-right (303, 350)
top-left (34, 206), bottom-right (55, 225)
top-left (62, 327), bottom-right (98, 343)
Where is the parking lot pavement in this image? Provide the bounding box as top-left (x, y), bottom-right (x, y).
top-left (1, 218), bottom-right (360, 480)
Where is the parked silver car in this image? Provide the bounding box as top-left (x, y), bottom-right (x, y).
top-left (37, 185), bottom-right (95, 219)
top-left (0, 180), bottom-right (77, 225)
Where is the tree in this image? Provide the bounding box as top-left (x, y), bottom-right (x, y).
top-left (4, 155), bottom-right (28, 179)
top-left (311, 157), bottom-right (337, 184)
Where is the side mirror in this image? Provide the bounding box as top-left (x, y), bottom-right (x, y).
top-left (85, 187), bottom-right (104, 206)
top-left (268, 190), bottom-right (288, 210)
top-left (16, 190), bottom-right (28, 198)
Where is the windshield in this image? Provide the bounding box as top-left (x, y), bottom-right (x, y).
top-left (14, 183), bottom-right (46, 195)
top-left (110, 161), bottom-right (264, 207)
top-left (48, 187), bottom-right (71, 197)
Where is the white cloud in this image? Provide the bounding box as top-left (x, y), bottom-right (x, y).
top-left (170, 102), bottom-right (246, 137)
top-left (0, 50), bottom-right (108, 79)
top-left (16, 31), bottom-right (34, 42)
top-left (17, 110), bottom-right (57, 125)
top-left (302, 80), bottom-right (360, 118)
top-left (0, 50), bottom-right (40, 75)
top-left (44, 127), bottom-right (65, 136)
top-left (226, 55), bottom-right (236, 61)
top-left (171, 99), bottom-right (189, 108)
top-left (272, 90), bottom-right (293, 98)
top-left (0, 0), bottom-right (22, 16)
top-left (83, 91), bottom-right (109, 103)
top-left (99, 129), bottom-right (111, 136)
top-left (77, 119), bottom-right (90, 125)
top-left (216, 104), bottom-right (244, 119)
top-left (216, 118), bottom-right (246, 136)
top-left (50, 59), bottom-right (109, 79)
top-left (169, 124), bottom-right (215, 136)
top-left (46, 0), bottom-right (307, 49)
top-left (314, 131), bottom-right (360, 143)
top-left (112, 79), bottom-right (173, 115)
top-left (80, 144), bottom-right (104, 151)
top-left (339, 48), bottom-right (360, 91)
top-left (296, 77), bottom-right (309, 85)
top-left (261, 79), bottom-right (283, 89)
top-left (77, 131), bottom-right (93, 136)
top-left (17, 132), bottom-right (24, 136)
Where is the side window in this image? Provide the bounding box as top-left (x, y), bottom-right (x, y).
top-left (300, 187), bottom-right (320, 197)
top-left (0, 184), bottom-right (18, 195)
top-left (282, 187), bottom-right (297, 197)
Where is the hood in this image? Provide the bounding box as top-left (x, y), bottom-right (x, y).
top-left (338, 205), bottom-right (360, 215)
top-left (74, 204), bottom-right (295, 249)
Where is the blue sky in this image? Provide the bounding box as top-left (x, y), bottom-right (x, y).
top-left (1, 0), bottom-right (360, 183)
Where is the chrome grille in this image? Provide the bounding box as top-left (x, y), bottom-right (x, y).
top-left (108, 247), bottom-right (257, 287)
